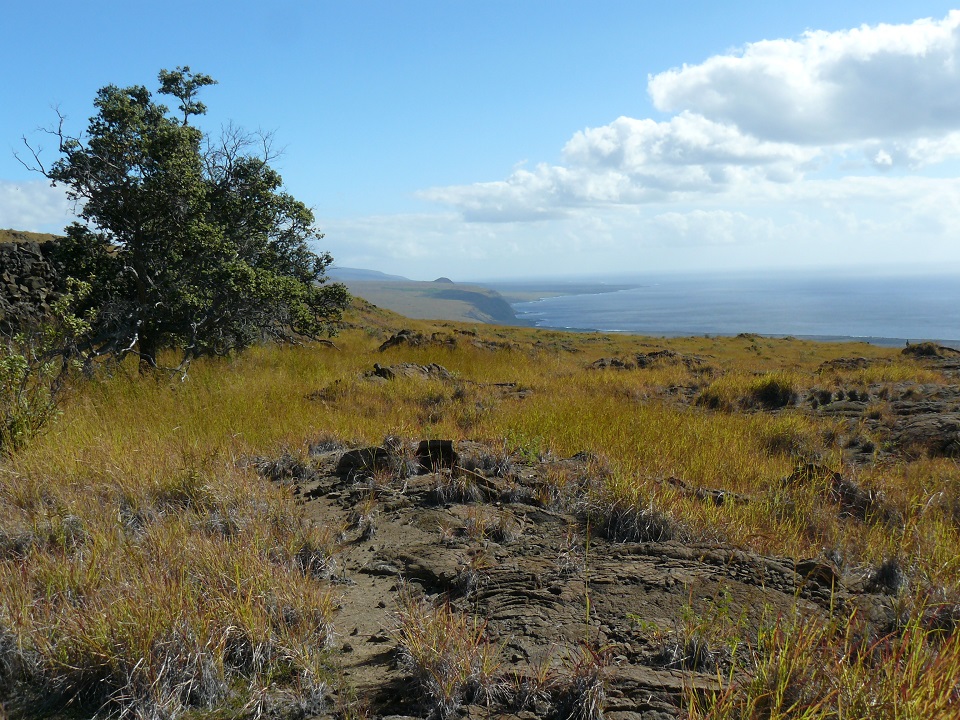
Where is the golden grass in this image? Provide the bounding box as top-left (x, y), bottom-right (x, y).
top-left (393, 589), bottom-right (502, 717)
top-left (690, 611), bottom-right (960, 719)
top-left (1, 304), bottom-right (958, 715)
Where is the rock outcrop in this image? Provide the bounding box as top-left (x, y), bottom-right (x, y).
top-left (0, 238), bottom-right (62, 334)
top-left (253, 439), bottom-right (908, 719)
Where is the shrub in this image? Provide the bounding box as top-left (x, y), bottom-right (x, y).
top-left (554, 643), bottom-right (608, 720)
top-left (0, 287), bottom-right (88, 454)
top-left (584, 491), bottom-right (679, 543)
top-left (697, 372), bottom-right (798, 412)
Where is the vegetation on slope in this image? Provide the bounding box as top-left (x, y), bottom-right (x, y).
top-left (342, 280), bottom-right (520, 324)
top-left (0, 300), bottom-right (958, 716)
top-left (0, 230), bottom-right (60, 245)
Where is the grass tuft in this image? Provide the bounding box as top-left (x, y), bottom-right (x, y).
top-left (555, 642), bottom-right (608, 720)
top-left (393, 588), bottom-right (503, 718)
top-left (585, 485), bottom-right (680, 543)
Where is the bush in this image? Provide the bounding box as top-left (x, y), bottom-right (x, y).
top-left (0, 288), bottom-right (88, 453)
top-left (697, 372), bottom-right (798, 412)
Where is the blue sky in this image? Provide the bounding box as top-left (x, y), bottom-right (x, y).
top-left (4, 1), bottom-right (960, 279)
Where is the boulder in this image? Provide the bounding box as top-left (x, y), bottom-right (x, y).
top-left (587, 357), bottom-right (636, 370)
top-left (415, 439), bottom-right (458, 471)
top-left (902, 342), bottom-right (960, 358)
top-left (337, 446), bottom-right (401, 477)
top-left (377, 329), bottom-right (427, 351)
top-left (369, 363), bottom-right (453, 381)
top-left (895, 413), bottom-right (960, 457)
top-left (817, 357), bottom-right (872, 372)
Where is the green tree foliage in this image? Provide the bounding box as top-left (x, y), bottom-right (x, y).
top-left (22, 67), bottom-right (348, 371)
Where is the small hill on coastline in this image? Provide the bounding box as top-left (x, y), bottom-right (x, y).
top-left (331, 269), bottom-right (522, 325)
top-left (327, 266), bottom-right (410, 282)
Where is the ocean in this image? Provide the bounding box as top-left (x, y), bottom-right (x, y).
top-left (508, 272), bottom-right (960, 347)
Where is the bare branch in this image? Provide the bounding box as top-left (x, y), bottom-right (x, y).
top-left (15, 136), bottom-right (48, 176)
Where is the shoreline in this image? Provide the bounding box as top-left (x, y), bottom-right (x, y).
top-left (511, 316), bottom-right (960, 349)
top-left (502, 270), bottom-right (960, 349)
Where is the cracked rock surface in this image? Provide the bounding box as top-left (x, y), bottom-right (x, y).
top-left (265, 440), bottom-right (902, 718)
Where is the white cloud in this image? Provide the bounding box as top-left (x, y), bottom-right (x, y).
top-left (421, 113), bottom-right (821, 221)
top-left (420, 166), bottom-right (574, 223)
top-left (323, 173), bottom-right (960, 280)
top-left (320, 12), bottom-right (960, 275)
top-left (649, 209), bottom-right (776, 247)
top-left (0, 180), bottom-right (73, 232)
top-left (422, 10), bottom-right (960, 239)
top-left (648, 11), bottom-right (960, 146)
top-left (861, 132), bottom-right (960, 169)
top-left (562, 112), bottom-right (816, 173)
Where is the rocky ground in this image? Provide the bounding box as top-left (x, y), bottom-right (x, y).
top-left (260, 438), bottom-right (907, 719)
top-left (589, 346), bottom-right (960, 466)
top-left (248, 346), bottom-right (960, 718)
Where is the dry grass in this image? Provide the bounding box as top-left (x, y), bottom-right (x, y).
top-left (690, 610), bottom-right (960, 719)
top-left (393, 588), bottom-right (503, 717)
top-left (1, 302), bottom-right (958, 715)
top-left (0, 438), bottom-right (338, 717)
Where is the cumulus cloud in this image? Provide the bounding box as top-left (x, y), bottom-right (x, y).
top-left (0, 180), bottom-right (73, 232)
top-left (420, 166), bottom-right (574, 223)
top-left (422, 113), bottom-right (821, 221)
top-left (562, 112), bottom-right (816, 172)
top-left (423, 11), bottom-right (960, 229)
top-left (860, 132), bottom-right (960, 170)
top-left (648, 11), bottom-right (960, 146)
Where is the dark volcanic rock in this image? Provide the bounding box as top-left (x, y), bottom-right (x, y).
top-left (269, 441), bottom-right (909, 719)
top-left (635, 349), bottom-right (705, 370)
top-left (588, 350), bottom-right (707, 373)
top-left (588, 357), bottom-right (637, 371)
top-left (0, 239), bottom-right (62, 333)
top-left (378, 329), bottom-right (458, 352)
top-left (415, 440), bottom-right (458, 471)
top-left (817, 357), bottom-right (873, 372)
top-left (337, 446), bottom-right (401, 477)
top-left (368, 362), bottom-right (453, 381)
top-left (902, 342), bottom-right (960, 358)
top-left (895, 413), bottom-right (960, 457)
top-left (819, 400), bottom-right (869, 417)
top-left (378, 329), bottom-right (428, 351)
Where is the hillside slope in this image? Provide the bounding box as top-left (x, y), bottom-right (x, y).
top-left (1, 302), bottom-right (958, 718)
top-left (0, 228), bottom-right (60, 244)
top-left (343, 279), bottom-right (522, 324)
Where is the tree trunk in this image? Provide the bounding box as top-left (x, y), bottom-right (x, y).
top-left (138, 332), bottom-right (158, 374)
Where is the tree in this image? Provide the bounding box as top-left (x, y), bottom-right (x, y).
top-left (20, 67), bottom-right (348, 372)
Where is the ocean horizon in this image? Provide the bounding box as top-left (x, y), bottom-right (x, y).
top-left (508, 271), bottom-right (960, 348)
